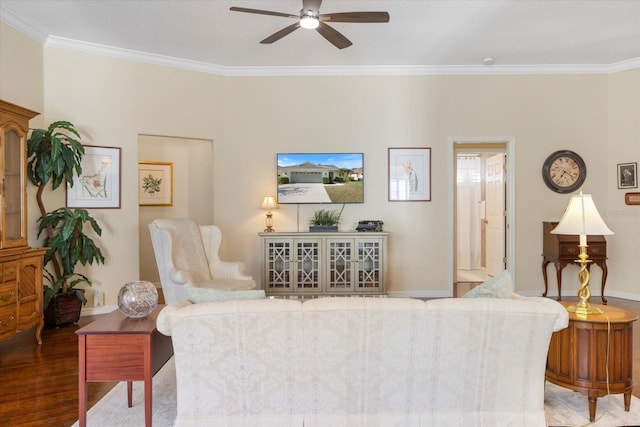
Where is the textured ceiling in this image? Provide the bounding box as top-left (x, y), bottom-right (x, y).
top-left (1, 0), bottom-right (639, 72)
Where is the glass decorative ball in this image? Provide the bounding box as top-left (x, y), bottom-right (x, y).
top-left (117, 281), bottom-right (158, 318)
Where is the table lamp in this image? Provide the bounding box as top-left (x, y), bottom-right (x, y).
top-left (551, 192), bottom-right (613, 316)
top-left (261, 196), bottom-right (278, 232)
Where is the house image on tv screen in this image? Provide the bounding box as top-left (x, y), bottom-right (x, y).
top-left (277, 153), bottom-right (364, 204)
top-left (279, 162), bottom-right (338, 184)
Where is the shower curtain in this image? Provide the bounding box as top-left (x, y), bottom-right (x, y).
top-left (457, 156), bottom-right (482, 270)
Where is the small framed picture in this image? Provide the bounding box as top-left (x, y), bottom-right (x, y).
top-left (617, 162), bottom-right (637, 189)
top-left (388, 147), bottom-right (431, 201)
top-left (139, 161), bottom-right (173, 206)
top-left (66, 145), bottom-right (121, 209)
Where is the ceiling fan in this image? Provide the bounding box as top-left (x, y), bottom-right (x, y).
top-left (230, 0), bottom-right (390, 49)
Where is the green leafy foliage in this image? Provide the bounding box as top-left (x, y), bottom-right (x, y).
top-left (26, 121), bottom-right (84, 190)
top-left (37, 208), bottom-right (104, 276)
top-left (26, 121), bottom-right (104, 307)
top-left (309, 209), bottom-right (342, 226)
top-left (43, 270), bottom-right (91, 309)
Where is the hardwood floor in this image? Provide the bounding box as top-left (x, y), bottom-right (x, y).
top-left (1, 296), bottom-right (639, 426)
top-left (0, 314), bottom-right (115, 427)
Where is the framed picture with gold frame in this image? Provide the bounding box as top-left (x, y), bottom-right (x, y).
top-left (138, 161), bottom-right (173, 206)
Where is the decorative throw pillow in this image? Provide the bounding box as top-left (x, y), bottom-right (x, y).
top-left (462, 269), bottom-right (514, 299)
top-left (187, 287), bottom-right (266, 303)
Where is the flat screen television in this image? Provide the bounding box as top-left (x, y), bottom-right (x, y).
top-left (277, 153), bottom-right (364, 204)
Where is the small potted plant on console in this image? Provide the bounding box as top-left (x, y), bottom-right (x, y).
top-left (309, 208), bottom-right (342, 232)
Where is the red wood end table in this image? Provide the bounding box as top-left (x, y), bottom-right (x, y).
top-left (546, 301), bottom-right (638, 421)
top-left (76, 305), bottom-right (173, 427)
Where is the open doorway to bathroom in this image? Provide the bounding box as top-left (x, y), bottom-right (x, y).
top-left (453, 140), bottom-right (512, 297)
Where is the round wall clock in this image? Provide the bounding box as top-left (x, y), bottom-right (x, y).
top-left (542, 150), bottom-right (587, 194)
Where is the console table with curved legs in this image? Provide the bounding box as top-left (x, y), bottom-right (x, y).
top-left (542, 221), bottom-right (608, 304)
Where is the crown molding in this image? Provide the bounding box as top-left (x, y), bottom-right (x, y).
top-left (607, 57), bottom-right (640, 73)
top-left (0, 5), bottom-right (47, 43)
top-left (1, 18), bottom-right (635, 76)
top-left (45, 36), bottom-right (640, 76)
top-left (45, 36), bottom-right (228, 75)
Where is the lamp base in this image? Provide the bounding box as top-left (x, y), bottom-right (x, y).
top-left (566, 301), bottom-right (602, 317)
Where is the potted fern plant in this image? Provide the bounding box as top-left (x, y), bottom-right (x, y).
top-left (27, 121), bottom-right (105, 326)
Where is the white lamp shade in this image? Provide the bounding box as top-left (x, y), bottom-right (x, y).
top-left (261, 196), bottom-right (278, 210)
top-left (551, 193), bottom-right (613, 236)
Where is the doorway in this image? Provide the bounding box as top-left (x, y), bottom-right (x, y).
top-left (452, 140), bottom-right (514, 296)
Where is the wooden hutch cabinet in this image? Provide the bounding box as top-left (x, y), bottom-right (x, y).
top-left (0, 100), bottom-right (47, 344)
top-left (259, 232), bottom-right (388, 297)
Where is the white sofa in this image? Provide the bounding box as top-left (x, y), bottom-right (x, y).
top-left (157, 296), bottom-right (568, 427)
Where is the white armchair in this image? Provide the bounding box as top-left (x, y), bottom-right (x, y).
top-left (148, 218), bottom-right (256, 304)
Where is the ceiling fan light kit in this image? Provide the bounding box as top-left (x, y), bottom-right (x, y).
top-left (230, 0), bottom-right (389, 49)
top-left (300, 11), bottom-right (320, 29)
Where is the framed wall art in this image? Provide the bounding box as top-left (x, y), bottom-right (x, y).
top-left (617, 162), bottom-right (637, 189)
top-left (139, 161), bottom-right (173, 206)
top-left (388, 147), bottom-right (432, 201)
top-left (66, 145), bottom-right (121, 209)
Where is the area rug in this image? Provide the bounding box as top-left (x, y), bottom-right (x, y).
top-left (72, 358), bottom-right (640, 427)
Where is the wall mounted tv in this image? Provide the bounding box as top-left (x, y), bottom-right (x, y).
top-left (277, 153), bottom-right (364, 204)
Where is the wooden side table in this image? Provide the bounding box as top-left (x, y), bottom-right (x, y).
top-left (546, 301), bottom-right (638, 421)
top-left (541, 221), bottom-right (608, 304)
top-left (76, 305), bottom-right (173, 427)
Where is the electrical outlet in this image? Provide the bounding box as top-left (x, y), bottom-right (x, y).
top-left (93, 286), bottom-right (104, 307)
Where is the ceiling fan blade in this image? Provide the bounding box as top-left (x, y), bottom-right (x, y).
top-left (230, 7), bottom-right (298, 19)
top-left (316, 21), bottom-right (352, 49)
top-left (320, 12), bottom-right (390, 23)
top-left (260, 22), bottom-right (301, 44)
top-left (302, 0), bottom-right (323, 13)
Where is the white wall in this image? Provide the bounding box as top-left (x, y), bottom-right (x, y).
top-left (38, 46), bottom-right (225, 308)
top-left (606, 69), bottom-right (640, 300)
top-left (0, 23), bottom-right (43, 117)
top-left (3, 22), bottom-right (639, 310)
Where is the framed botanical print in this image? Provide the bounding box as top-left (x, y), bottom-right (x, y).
top-left (388, 147), bottom-right (432, 201)
top-left (66, 145), bottom-right (121, 209)
top-left (139, 161), bottom-right (173, 206)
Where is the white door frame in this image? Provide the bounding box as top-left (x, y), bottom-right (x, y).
top-left (448, 137), bottom-right (516, 296)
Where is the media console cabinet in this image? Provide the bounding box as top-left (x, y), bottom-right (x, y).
top-left (259, 232), bottom-right (388, 297)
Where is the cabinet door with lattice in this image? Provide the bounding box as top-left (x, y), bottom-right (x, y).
top-left (264, 239), bottom-right (293, 293)
top-left (293, 239), bottom-right (321, 293)
top-left (263, 237), bottom-right (322, 294)
top-left (355, 238), bottom-right (384, 292)
top-left (326, 238), bottom-right (355, 293)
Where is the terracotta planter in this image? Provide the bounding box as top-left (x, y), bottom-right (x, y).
top-left (44, 290), bottom-right (84, 327)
